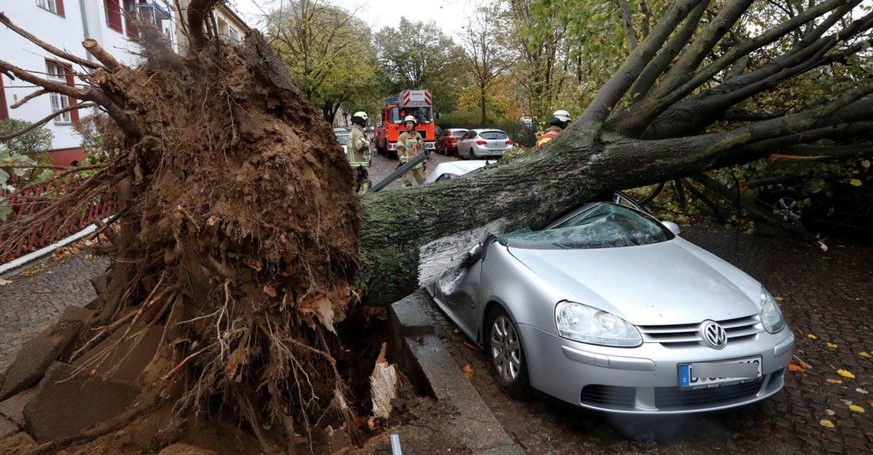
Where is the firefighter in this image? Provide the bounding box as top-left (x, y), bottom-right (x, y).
top-left (536, 109), bottom-right (572, 148)
top-left (396, 115), bottom-right (426, 186)
top-left (348, 111), bottom-right (371, 192)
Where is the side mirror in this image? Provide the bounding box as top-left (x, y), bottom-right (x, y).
top-left (460, 243), bottom-right (483, 269)
top-left (661, 221), bottom-right (681, 236)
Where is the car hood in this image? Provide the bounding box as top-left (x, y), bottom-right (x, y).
top-left (506, 237), bottom-right (762, 325)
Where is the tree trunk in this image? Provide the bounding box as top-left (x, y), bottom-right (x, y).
top-left (480, 86), bottom-right (487, 125)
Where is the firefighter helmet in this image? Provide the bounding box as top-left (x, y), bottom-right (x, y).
top-left (351, 111), bottom-right (368, 126)
top-left (404, 115), bottom-right (418, 125)
top-left (548, 116), bottom-right (565, 128)
top-left (553, 109), bottom-right (572, 123)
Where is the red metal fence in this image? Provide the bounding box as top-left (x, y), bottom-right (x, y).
top-left (0, 177), bottom-right (114, 263)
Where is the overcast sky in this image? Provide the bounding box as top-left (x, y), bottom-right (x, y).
top-left (229, 0), bottom-right (474, 38)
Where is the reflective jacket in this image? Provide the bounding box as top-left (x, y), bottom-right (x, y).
top-left (348, 125), bottom-right (370, 167)
top-left (536, 126), bottom-right (562, 148)
top-left (396, 130), bottom-right (424, 168)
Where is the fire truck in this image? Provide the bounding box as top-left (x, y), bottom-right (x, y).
top-left (374, 89), bottom-right (436, 158)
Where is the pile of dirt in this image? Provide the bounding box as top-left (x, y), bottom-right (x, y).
top-left (0, 2), bottom-right (378, 452)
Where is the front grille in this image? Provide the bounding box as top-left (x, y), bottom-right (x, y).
top-left (654, 378), bottom-right (765, 409)
top-left (638, 315), bottom-right (761, 347)
top-left (581, 385), bottom-right (635, 408)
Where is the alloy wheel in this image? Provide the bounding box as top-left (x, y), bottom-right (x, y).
top-left (490, 315), bottom-right (522, 382)
top-left (773, 196), bottom-right (802, 223)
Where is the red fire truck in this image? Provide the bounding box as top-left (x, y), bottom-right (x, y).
top-left (374, 89), bottom-right (436, 158)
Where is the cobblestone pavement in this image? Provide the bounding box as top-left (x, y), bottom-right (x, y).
top-left (434, 226), bottom-right (873, 454)
top-left (0, 253), bottom-right (109, 371)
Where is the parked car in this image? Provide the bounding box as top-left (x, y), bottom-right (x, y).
top-left (334, 131), bottom-right (349, 156)
top-left (425, 160), bottom-right (490, 183)
top-left (436, 128), bottom-right (469, 156)
top-left (456, 129), bottom-right (513, 159)
top-left (428, 192), bottom-right (794, 413)
top-left (756, 180), bottom-right (873, 239)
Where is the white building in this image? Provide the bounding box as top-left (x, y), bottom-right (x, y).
top-left (0, 1), bottom-right (176, 165)
top-left (172, 0), bottom-right (249, 52)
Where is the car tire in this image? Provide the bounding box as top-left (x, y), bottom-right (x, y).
top-left (769, 190), bottom-right (804, 224)
top-left (469, 149), bottom-right (476, 160)
top-left (484, 306), bottom-right (531, 399)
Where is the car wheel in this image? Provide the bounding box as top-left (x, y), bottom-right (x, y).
top-left (485, 307), bottom-right (530, 399)
top-left (469, 149), bottom-right (476, 160)
top-left (770, 191), bottom-right (804, 223)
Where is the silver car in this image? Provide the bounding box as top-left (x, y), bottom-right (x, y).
top-left (335, 132), bottom-right (349, 157)
top-left (424, 160), bottom-right (491, 183)
top-left (456, 129), bottom-right (514, 159)
top-left (428, 194), bottom-right (794, 414)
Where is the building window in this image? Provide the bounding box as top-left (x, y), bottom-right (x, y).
top-left (106, 0), bottom-right (123, 32)
top-left (46, 61), bottom-right (78, 124)
top-left (228, 28), bottom-right (239, 44)
top-left (123, 0), bottom-right (139, 38)
top-left (36, 0), bottom-right (65, 16)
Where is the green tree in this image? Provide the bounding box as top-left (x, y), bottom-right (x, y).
top-left (459, 3), bottom-right (510, 124)
top-left (266, 0), bottom-right (379, 123)
top-left (0, 118), bottom-right (53, 158)
top-left (373, 18), bottom-right (464, 115)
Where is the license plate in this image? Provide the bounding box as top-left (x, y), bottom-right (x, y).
top-left (679, 356), bottom-right (762, 390)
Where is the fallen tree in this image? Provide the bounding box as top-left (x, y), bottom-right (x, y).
top-left (0, 0), bottom-right (871, 452)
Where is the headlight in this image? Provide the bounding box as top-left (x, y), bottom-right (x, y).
top-left (760, 286), bottom-right (786, 333)
top-left (555, 301), bottom-right (642, 347)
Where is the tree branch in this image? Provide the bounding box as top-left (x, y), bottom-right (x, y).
top-left (0, 103), bottom-right (96, 141)
top-left (9, 89), bottom-right (47, 109)
top-left (83, 39), bottom-right (123, 72)
top-left (0, 12), bottom-right (100, 70)
top-left (610, 0), bottom-right (852, 135)
top-left (578, 0), bottom-right (706, 128)
top-left (628, 1), bottom-right (709, 103)
top-left (653, 0), bottom-right (754, 98)
top-left (617, 0), bottom-right (639, 51)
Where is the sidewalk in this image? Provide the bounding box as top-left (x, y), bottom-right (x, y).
top-left (0, 253), bottom-right (108, 371)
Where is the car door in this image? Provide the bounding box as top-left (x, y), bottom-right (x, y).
top-left (458, 131), bottom-right (475, 158)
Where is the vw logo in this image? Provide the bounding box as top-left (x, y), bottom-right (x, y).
top-left (701, 321), bottom-right (728, 349)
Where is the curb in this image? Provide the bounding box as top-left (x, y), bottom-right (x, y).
top-left (0, 216), bottom-right (112, 278)
top-left (390, 289), bottom-right (525, 455)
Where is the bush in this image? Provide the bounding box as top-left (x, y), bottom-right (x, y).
top-left (0, 118), bottom-right (53, 158)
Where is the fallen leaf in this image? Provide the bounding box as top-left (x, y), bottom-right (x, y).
top-left (849, 405), bottom-right (865, 413)
top-left (793, 355), bottom-right (814, 369)
top-left (857, 388), bottom-right (869, 395)
top-left (788, 363), bottom-right (806, 373)
top-left (774, 296), bottom-right (783, 301)
top-left (825, 409), bottom-right (836, 416)
top-left (827, 343), bottom-right (839, 349)
top-left (842, 399), bottom-right (854, 406)
top-left (850, 179), bottom-right (863, 187)
top-left (861, 352), bottom-right (871, 358)
top-left (463, 364), bottom-right (474, 379)
top-left (0, 278), bottom-right (11, 286)
top-left (838, 369), bottom-right (856, 379)
top-left (819, 419), bottom-right (835, 428)
top-left (808, 334), bottom-right (819, 340)
top-left (826, 379), bottom-right (842, 384)
top-left (868, 400), bottom-right (873, 406)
